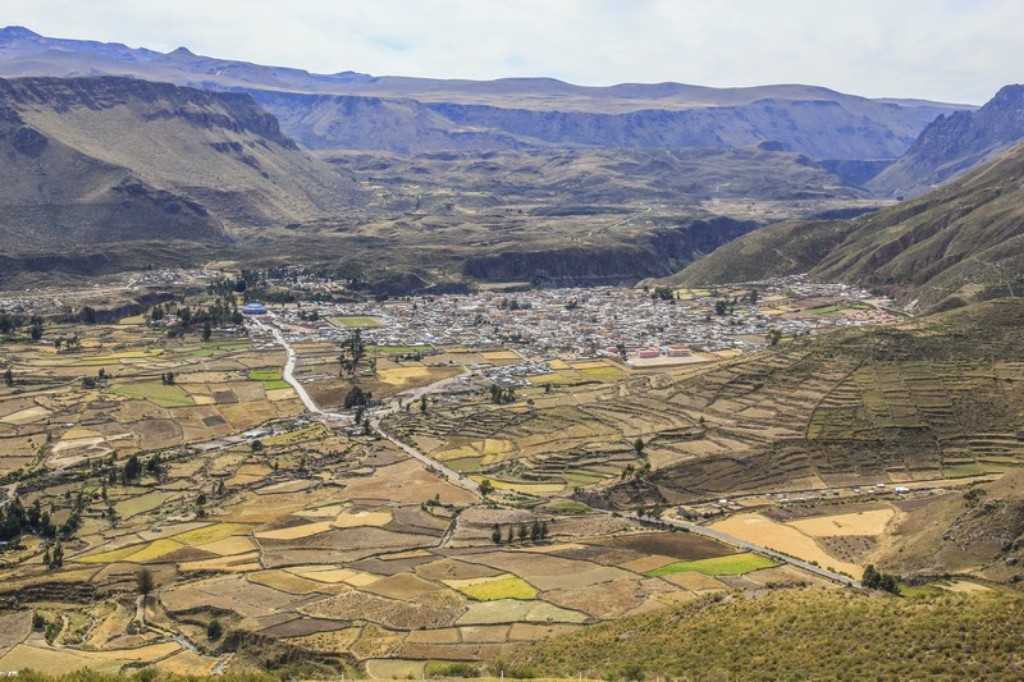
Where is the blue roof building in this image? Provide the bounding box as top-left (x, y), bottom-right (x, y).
top-left (241, 301), bottom-right (268, 315)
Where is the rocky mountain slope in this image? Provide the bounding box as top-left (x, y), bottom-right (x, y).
top-left (869, 84), bottom-right (1024, 197)
top-left (0, 76), bottom-right (362, 258)
top-left (0, 26), bottom-right (970, 159)
top-left (671, 141), bottom-right (1024, 311)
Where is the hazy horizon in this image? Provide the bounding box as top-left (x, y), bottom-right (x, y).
top-left (3, 1), bottom-right (1022, 105)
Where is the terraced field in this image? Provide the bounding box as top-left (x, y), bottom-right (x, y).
top-left (383, 300), bottom-right (1024, 504)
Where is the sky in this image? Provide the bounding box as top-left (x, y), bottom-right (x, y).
top-left (4, 0), bottom-right (1022, 104)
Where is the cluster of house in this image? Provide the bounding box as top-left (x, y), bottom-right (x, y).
top-left (266, 277), bottom-right (895, 360)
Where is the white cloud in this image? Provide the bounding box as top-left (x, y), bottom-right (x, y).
top-left (3, 0), bottom-right (1022, 103)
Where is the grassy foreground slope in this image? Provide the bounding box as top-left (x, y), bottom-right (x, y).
top-left (496, 589), bottom-right (1024, 681)
top-left (673, 141), bottom-right (1024, 311)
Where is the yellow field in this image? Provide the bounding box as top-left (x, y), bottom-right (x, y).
top-left (787, 508), bottom-right (895, 537)
top-left (711, 513), bottom-right (862, 576)
top-left (173, 522), bottom-right (251, 545)
top-left (200, 536), bottom-right (257, 556)
top-left (78, 543), bottom-right (146, 564)
top-left (448, 574), bottom-right (538, 601)
top-left (0, 642), bottom-right (182, 675)
top-left (377, 366), bottom-right (430, 385)
top-left (481, 351), bottom-right (521, 361)
top-left (123, 538), bottom-right (185, 563)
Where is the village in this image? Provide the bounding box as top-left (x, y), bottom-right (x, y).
top-left (272, 275), bottom-right (898, 365)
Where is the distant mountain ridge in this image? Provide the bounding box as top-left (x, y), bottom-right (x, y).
top-left (869, 84), bottom-right (1024, 196)
top-left (0, 26), bottom-right (972, 159)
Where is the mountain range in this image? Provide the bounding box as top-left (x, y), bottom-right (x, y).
top-left (0, 26), bottom-right (969, 160)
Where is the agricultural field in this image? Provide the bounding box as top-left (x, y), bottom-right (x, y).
top-left (0, 317), bottom-right (304, 475)
top-left (3, 292), bottom-right (1023, 678)
top-left (0, 298), bottom-right (841, 678)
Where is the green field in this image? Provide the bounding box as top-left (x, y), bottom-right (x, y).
top-left (249, 368), bottom-right (282, 381)
top-left (249, 367), bottom-right (290, 391)
top-left (330, 316), bottom-right (384, 328)
top-left (369, 344), bottom-right (433, 354)
top-left (646, 552), bottom-right (776, 577)
top-left (110, 382), bottom-right (194, 407)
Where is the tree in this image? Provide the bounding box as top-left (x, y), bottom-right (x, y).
top-left (491, 524), bottom-right (502, 545)
top-left (749, 289), bottom-right (759, 305)
top-left (338, 329), bottom-right (366, 377)
top-left (506, 527), bottom-right (514, 544)
top-left (714, 300), bottom-right (729, 316)
top-left (633, 437), bottom-right (645, 455)
top-left (207, 618), bottom-right (223, 641)
top-left (82, 306), bottom-right (97, 324)
top-left (50, 540), bottom-right (64, 569)
top-left (250, 440), bottom-right (264, 453)
top-left (517, 523), bottom-right (529, 543)
top-left (123, 455), bottom-right (142, 481)
top-left (530, 520), bottom-right (542, 542)
top-left (420, 395), bottom-right (428, 413)
top-left (862, 564), bottom-right (900, 594)
top-left (137, 567), bottom-right (155, 596)
top-left (202, 321), bottom-right (212, 341)
top-left (344, 386), bottom-right (372, 410)
top-left (29, 317), bottom-right (43, 341)
top-left (3, 368), bottom-right (12, 387)
top-left (766, 329), bottom-right (783, 347)
top-left (478, 479), bottom-right (494, 496)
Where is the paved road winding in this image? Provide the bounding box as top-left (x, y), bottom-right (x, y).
top-left (255, 316), bottom-right (329, 417)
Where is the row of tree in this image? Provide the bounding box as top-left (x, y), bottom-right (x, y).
top-left (0, 492), bottom-right (86, 545)
top-left (491, 520), bottom-right (549, 545)
top-left (0, 314), bottom-right (44, 339)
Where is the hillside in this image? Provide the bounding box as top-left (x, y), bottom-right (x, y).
top-left (671, 141), bottom-right (1024, 310)
top-left (0, 26), bottom-right (970, 159)
top-left (580, 299), bottom-right (1024, 580)
top-left (495, 588), bottom-right (1024, 680)
top-left (0, 76), bottom-right (362, 282)
top-left (869, 84), bottom-right (1024, 197)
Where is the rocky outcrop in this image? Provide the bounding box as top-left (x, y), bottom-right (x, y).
top-left (869, 84), bottom-right (1024, 196)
